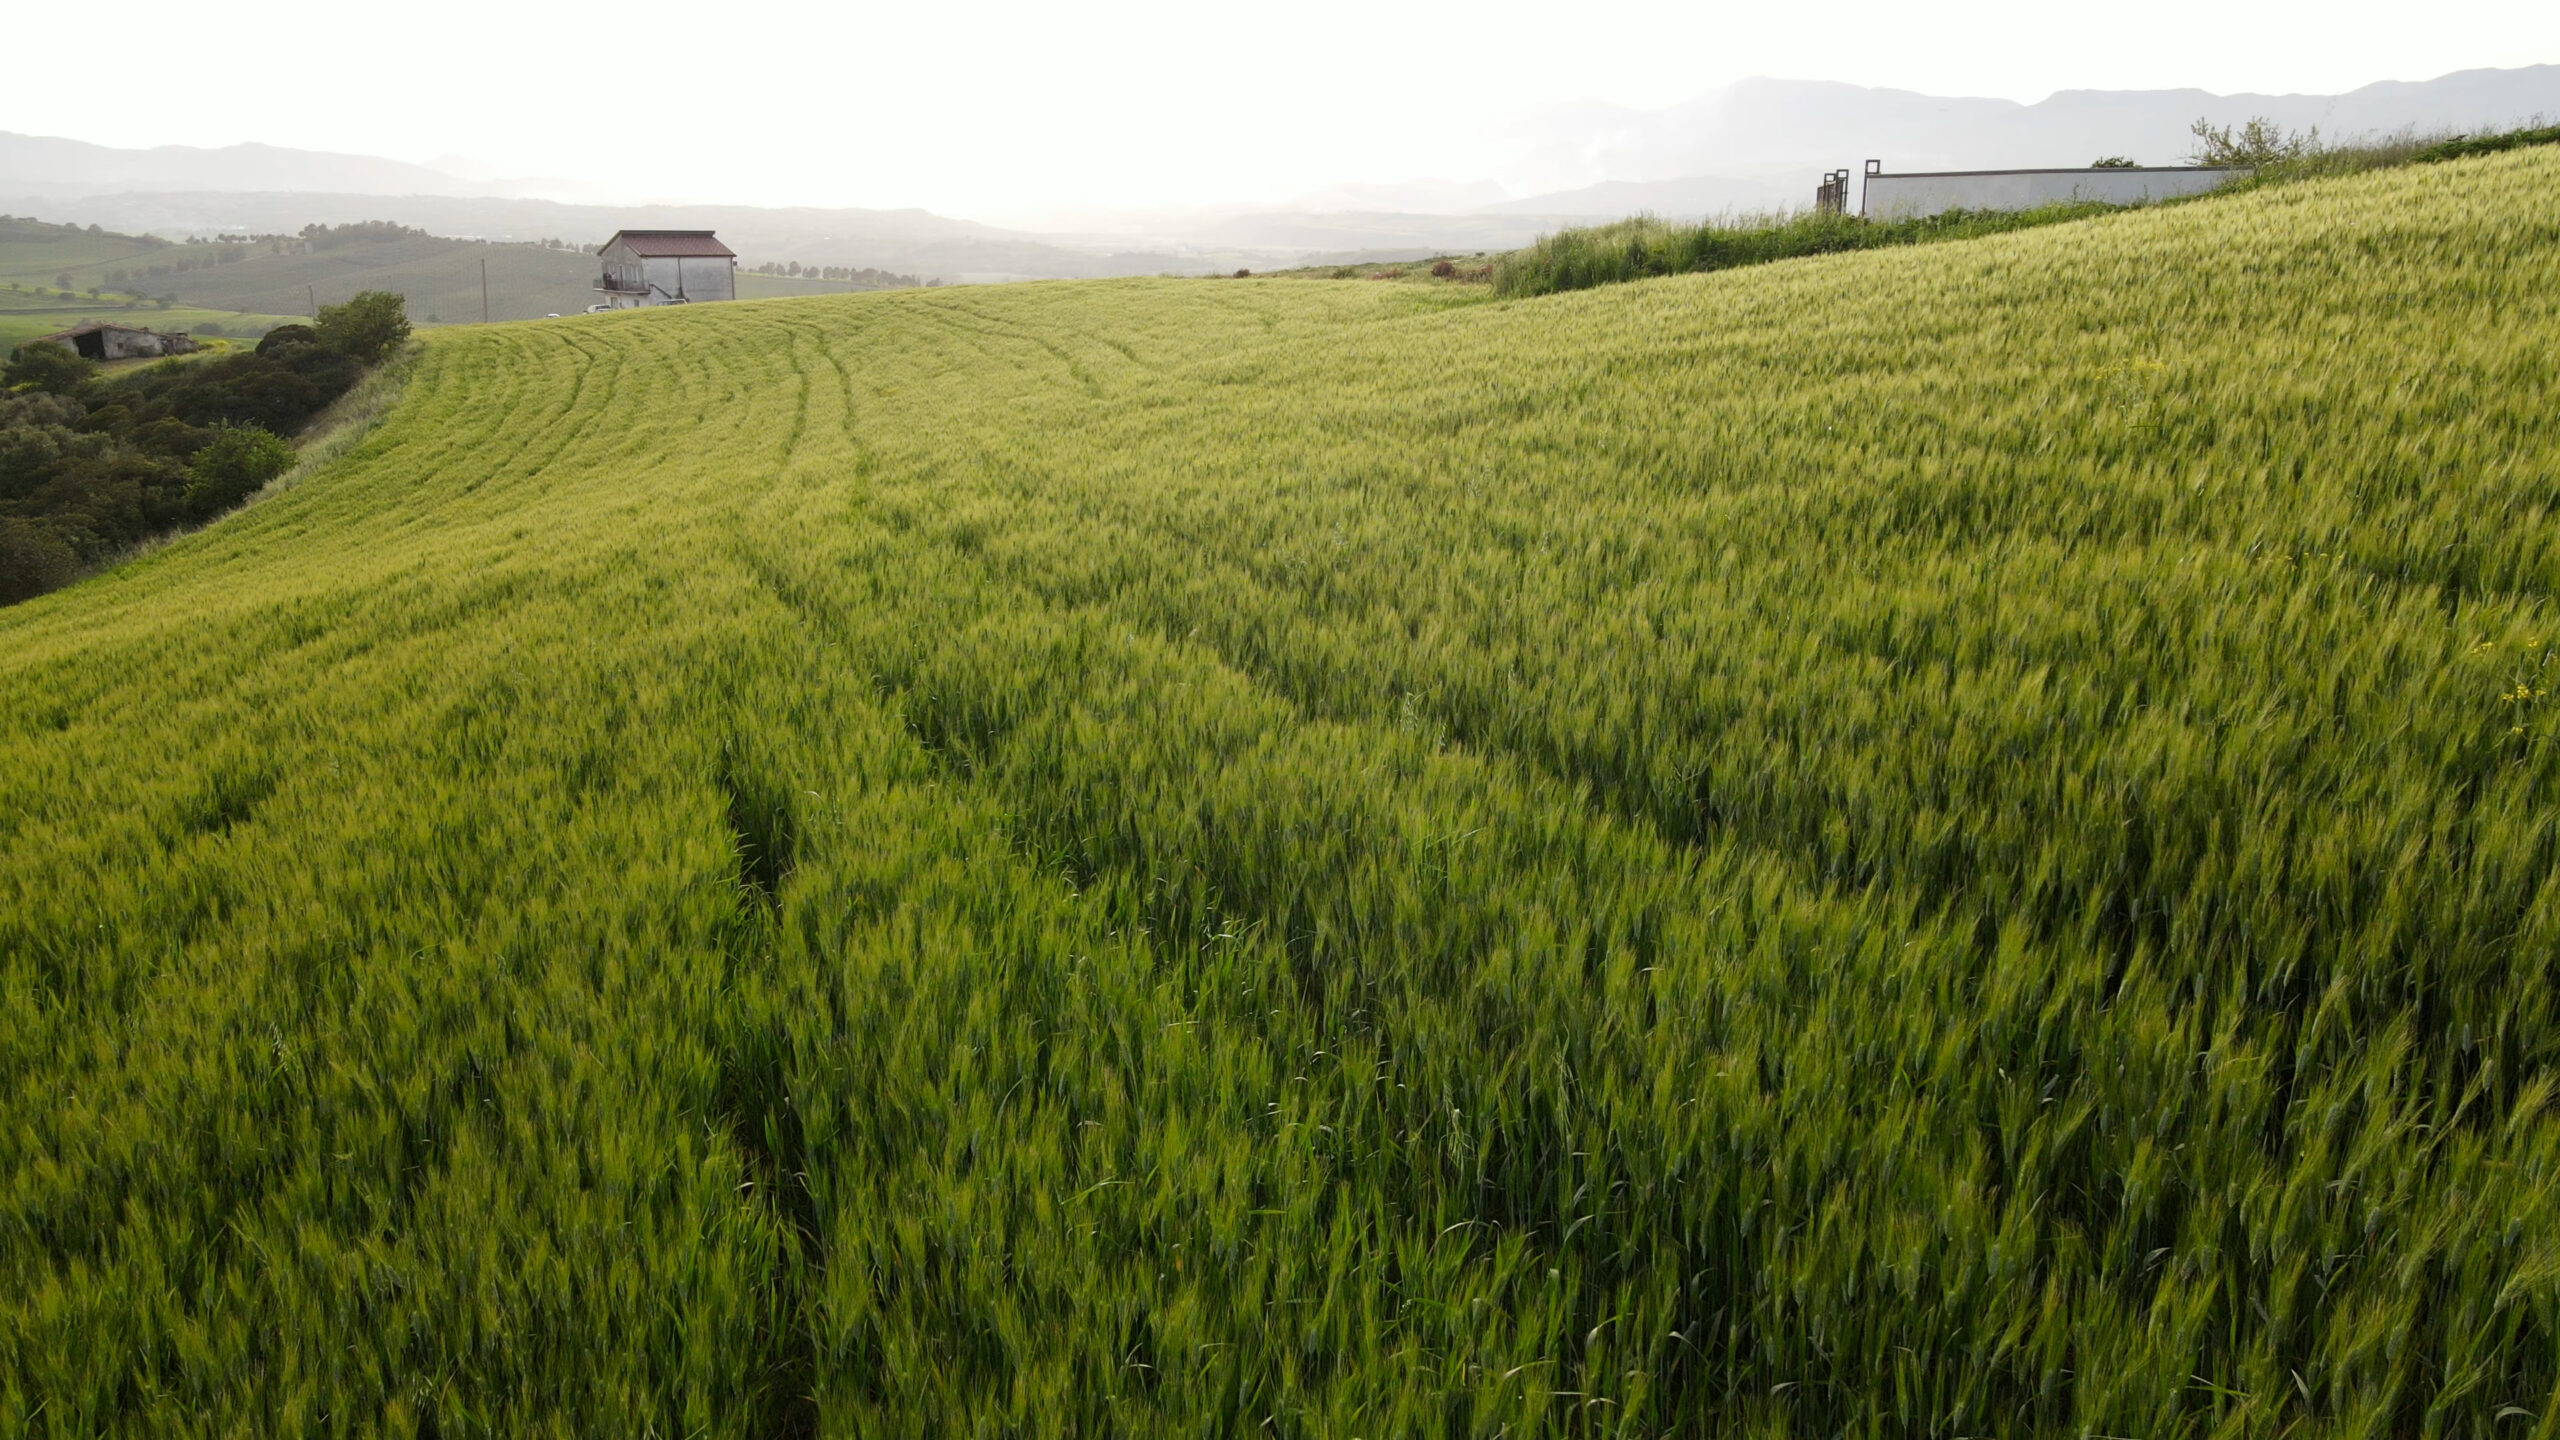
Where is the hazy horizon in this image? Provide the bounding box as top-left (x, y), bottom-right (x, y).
top-left (7, 0), bottom-right (2554, 217)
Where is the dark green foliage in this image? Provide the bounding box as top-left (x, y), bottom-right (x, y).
top-left (255, 322), bottom-right (317, 354)
top-left (185, 423), bottom-right (295, 509)
top-left (2091, 155), bottom-right (2138, 167)
top-left (2418, 123), bottom-right (2560, 162)
top-left (314, 290), bottom-right (411, 364)
top-left (133, 342), bottom-right (362, 433)
top-left (3, 337), bottom-right (94, 394)
top-left (301, 220), bottom-right (431, 249)
top-left (0, 514), bottom-right (74, 601)
top-left (1492, 202), bottom-right (2116, 298)
top-left (0, 314), bottom-right (391, 603)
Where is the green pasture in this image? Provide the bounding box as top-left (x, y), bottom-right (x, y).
top-left (0, 295), bottom-right (309, 353)
top-left (125, 234), bottom-right (599, 324)
top-left (5, 148), bottom-right (2560, 1436)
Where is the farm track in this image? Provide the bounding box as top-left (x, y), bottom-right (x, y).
top-left (5, 150), bottom-right (2560, 1436)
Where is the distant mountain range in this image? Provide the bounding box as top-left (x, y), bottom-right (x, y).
top-left (0, 132), bottom-right (557, 201)
top-left (5, 65), bottom-right (2553, 274)
top-left (1482, 64), bottom-right (2560, 200)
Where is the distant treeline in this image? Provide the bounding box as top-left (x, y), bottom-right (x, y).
top-left (31, 220), bottom-right (606, 304)
top-left (0, 291), bottom-right (408, 604)
top-left (0, 216), bottom-right (144, 244)
top-left (746, 261), bottom-right (925, 288)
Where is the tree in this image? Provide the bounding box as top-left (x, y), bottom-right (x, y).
top-left (2091, 156), bottom-right (2139, 168)
top-left (0, 518), bottom-right (79, 605)
top-left (186, 424), bottom-right (296, 512)
top-left (256, 324), bottom-right (317, 355)
top-left (2188, 116), bottom-right (2316, 168)
top-left (314, 290), bottom-right (410, 364)
top-left (4, 340), bottom-right (94, 396)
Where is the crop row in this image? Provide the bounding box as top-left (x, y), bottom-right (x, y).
top-left (1, 147), bottom-right (2557, 1436)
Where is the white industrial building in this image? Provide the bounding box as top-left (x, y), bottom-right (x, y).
top-left (1850, 161), bottom-right (2246, 220)
top-left (593, 230), bottom-right (738, 308)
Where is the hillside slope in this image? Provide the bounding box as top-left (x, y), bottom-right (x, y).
top-left (5, 150), bottom-right (2560, 1436)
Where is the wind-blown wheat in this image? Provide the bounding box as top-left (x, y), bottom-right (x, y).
top-left (4, 148), bottom-right (2559, 1438)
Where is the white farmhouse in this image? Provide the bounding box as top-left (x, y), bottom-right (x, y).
top-left (594, 230), bottom-right (738, 308)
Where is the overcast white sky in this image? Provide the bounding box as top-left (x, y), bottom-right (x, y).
top-left (7, 0), bottom-right (2555, 214)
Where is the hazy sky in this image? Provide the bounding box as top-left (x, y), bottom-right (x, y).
top-left (9, 0), bottom-right (2555, 214)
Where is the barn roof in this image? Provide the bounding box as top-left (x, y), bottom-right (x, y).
top-left (602, 230), bottom-right (736, 258)
top-left (39, 321), bottom-right (170, 341)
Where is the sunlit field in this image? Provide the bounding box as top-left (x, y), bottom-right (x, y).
top-left (6, 146), bottom-right (2560, 1437)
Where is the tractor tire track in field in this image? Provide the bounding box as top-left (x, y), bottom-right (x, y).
top-left (910, 296), bottom-right (1117, 398)
top-left (725, 520), bottom-right (1714, 1022)
top-left (776, 323), bottom-right (817, 472)
top-left (464, 327), bottom-right (624, 493)
top-left (809, 331), bottom-right (881, 476)
top-left (711, 737), bottom-right (822, 1440)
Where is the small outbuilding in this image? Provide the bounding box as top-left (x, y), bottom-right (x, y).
top-left (39, 321), bottom-right (198, 361)
top-left (594, 230), bottom-right (738, 309)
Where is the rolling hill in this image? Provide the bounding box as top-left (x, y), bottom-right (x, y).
top-left (5, 146), bottom-right (2560, 1436)
top-left (0, 217), bottom-right (310, 349)
top-left (7, 188), bottom-right (1202, 284)
top-left (1, 216), bottom-right (924, 336)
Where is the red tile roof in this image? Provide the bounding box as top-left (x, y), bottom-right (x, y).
top-left (604, 230), bottom-right (736, 258)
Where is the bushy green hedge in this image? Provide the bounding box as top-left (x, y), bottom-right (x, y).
top-left (2416, 124), bottom-right (2560, 163)
top-left (0, 291), bottom-right (405, 603)
top-left (1491, 202), bottom-right (2118, 298)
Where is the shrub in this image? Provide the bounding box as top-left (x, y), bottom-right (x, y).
top-left (315, 291), bottom-right (410, 364)
top-left (2416, 123), bottom-right (2560, 163)
top-left (1491, 204), bottom-right (2116, 299)
top-left (0, 516), bottom-right (78, 603)
top-left (2188, 116), bottom-right (2315, 167)
top-left (185, 424), bottom-right (295, 513)
top-left (256, 324), bottom-right (317, 355)
top-left (1430, 259), bottom-right (1457, 277)
top-left (5, 340), bottom-right (94, 396)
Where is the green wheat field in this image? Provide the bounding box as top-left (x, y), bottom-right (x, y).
top-left (5, 146), bottom-right (2560, 1437)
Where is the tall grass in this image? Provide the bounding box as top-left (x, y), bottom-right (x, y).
top-left (3, 145), bottom-right (2560, 1437)
top-left (1491, 201), bottom-right (2118, 298)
